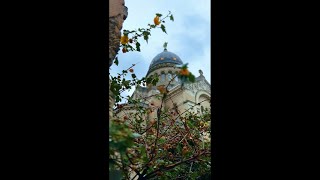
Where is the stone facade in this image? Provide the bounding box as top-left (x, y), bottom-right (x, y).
top-left (114, 50), bottom-right (211, 123)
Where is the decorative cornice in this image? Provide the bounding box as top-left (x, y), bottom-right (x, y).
top-left (183, 79), bottom-right (211, 95)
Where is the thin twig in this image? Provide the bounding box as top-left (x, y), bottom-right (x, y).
top-left (144, 151), bottom-right (210, 179)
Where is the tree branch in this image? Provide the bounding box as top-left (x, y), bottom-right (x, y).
top-left (144, 151), bottom-right (210, 179)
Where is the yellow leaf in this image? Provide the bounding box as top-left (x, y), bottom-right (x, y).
top-left (154, 16), bottom-right (161, 25)
top-left (120, 35), bottom-right (129, 45)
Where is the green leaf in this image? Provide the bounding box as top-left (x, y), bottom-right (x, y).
top-left (189, 73), bottom-right (196, 83)
top-left (143, 31), bottom-right (150, 43)
top-left (144, 34), bottom-right (149, 43)
top-left (146, 76), bottom-right (152, 84)
top-left (160, 24), bottom-right (167, 34)
top-left (156, 13), bottom-right (162, 17)
top-left (114, 57), bottom-right (119, 66)
top-left (123, 30), bottom-right (129, 36)
top-left (159, 137), bottom-right (166, 144)
top-left (187, 120), bottom-right (193, 128)
top-left (131, 74), bottom-right (136, 79)
top-left (136, 41), bottom-right (140, 51)
top-left (122, 80), bottom-right (131, 89)
top-left (131, 133), bottom-right (142, 138)
top-left (127, 44), bottom-right (134, 51)
top-left (116, 96), bottom-right (121, 103)
top-left (152, 79), bottom-right (158, 86)
top-left (170, 15), bottom-right (174, 21)
top-left (181, 63), bottom-right (189, 69)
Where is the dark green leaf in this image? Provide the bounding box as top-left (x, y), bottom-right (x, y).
top-left (136, 41), bottom-right (140, 52)
top-left (187, 120), bottom-right (193, 128)
top-left (123, 30), bottom-right (129, 36)
top-left (131, 74), bottom-right (136, 79)
top-left (156, 13), bottom-right (162, 17)
top-left (189, 73), bottom-right (195, 83)
top-left (152, 79), bottom-right (157, 86)
top-left (160, 24), bottom-right (167, 34)
top-left (170, 15), bottom-right (174, 21)
top-left (116, 96), bottom-right (121, 103)
top-left (114, 57), bottom-right (119, 66)
top-left (143, 31), bottom-right (150, 36)
top-left (181, 63), bottom-right (188, 69)
top-left (144, 34), bottom-right (149, 43)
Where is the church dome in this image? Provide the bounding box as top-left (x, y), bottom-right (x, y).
top-left (147, 49), bottom-right (183, 75)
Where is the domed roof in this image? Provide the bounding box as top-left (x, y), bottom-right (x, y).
top-left (147, 49), bottom-right (183, 74)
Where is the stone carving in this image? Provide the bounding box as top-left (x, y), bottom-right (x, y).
top-left (184, 79), bottom-right (210, 94)
top-left (199, 69), bottom-right (203, 76)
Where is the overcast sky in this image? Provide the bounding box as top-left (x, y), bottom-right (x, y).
top-left (110, 0), bottom-right (211, 100)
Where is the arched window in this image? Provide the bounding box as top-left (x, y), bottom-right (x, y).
top-left (167, 73), bottom-right (172, 81)
top-left (161, 73), bottom-right (166, 82)
top-left (175, 72), bottom-right (179, 82)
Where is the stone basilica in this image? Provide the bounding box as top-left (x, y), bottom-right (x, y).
top-left (114, 49), bottom-right (211, 120)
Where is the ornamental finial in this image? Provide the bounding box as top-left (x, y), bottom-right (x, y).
top-left (199, 69), bottom-right (203, 76)
top-left (163, 42), bottom-right (168, 51)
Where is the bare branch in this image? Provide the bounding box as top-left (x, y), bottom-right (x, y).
top-left (144, 151), bottom-right (211, 179)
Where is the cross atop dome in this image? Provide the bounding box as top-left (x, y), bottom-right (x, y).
top-left (163, 42), bottom-right (168, 51)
